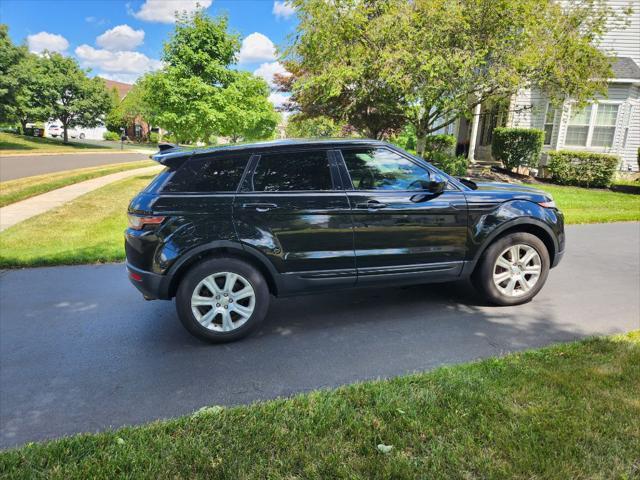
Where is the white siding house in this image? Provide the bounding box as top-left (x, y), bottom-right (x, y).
top-left (463, 0), bottom-right (640, 171)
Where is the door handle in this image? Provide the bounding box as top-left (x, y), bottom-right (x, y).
top-left (356, 200), bottom-right (387, 210)
top-left (241, 202), bottom-right (279, 212)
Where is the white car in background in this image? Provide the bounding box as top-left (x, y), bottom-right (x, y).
top-left (47, 124), bottom-right (86, 139)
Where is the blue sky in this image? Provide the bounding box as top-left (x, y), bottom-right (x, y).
top-left (1, 0), bottom-right (297, 104)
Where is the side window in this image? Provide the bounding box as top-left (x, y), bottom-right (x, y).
top-left (342, 148), bottom-right (430, 190)
top-left (250, 151), bottom-right (333, 191)
top-left (162, 154), bottom-right (250, 193)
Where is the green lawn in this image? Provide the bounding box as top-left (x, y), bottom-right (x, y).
top-left (0, 160), bottom-right (155, 207)
top-left (0, 132), bottom-right (110, 154)
top-left (0, 174), bottom-right (153, 268)
top-left (1, 332), bottom-right (638, 479)
top-left (532, 183), bottom-right (640, 224)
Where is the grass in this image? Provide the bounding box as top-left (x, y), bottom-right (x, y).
top-left (0, 132), bottom-right (110, 154)
top-left (0, 160), bottom-right (155, 207)
top-left (1, 331), bottom-right (638, 479)
top-left (531, 183), bottom-right (640, 224)
top-left (0, 174), bottom-right (153, 268)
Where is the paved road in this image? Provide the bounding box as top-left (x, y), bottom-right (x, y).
top-left (1, 223), bottom-right (638, 449)
top-left (0, 152), bottom-right (149, 181)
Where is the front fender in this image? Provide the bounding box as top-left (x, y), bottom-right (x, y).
top-left (463, 200), bottom-right (564, 274)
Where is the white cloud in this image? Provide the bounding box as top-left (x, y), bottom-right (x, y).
top-left (273, 1), bottom-right (296, 19)
top-left (75, 45), bottom-right (162, 81)
top-left (97, 24), bottom-right (145, 51)
top-left (268, 91), bottom-right (290, 109)
top-left (27, 32), bottom-right (69, 54)
top-left (238, 32), bottom-right (276, 64)
top-left (254, 61), bottom-right (289, 88)
top-left (131, 0), bottom-right (213, 23)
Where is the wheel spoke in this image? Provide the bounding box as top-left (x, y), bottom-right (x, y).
top-left (224, 273), bottom-right (238, 293)
top-left (221, 311), bottom-right (234, 331)
top-left (198, 309), bottom-right (216, 327)
top-left (504, 277), bottom-right (517, 296)
top-left (509, 246), bottom-right (520, 263)
top-left (523, 265), bottom-right (541, 275)
top-left (192, 295), bottom-right (215, 307)
top-left (496, 256), bottom-right (512, 270)
top-left (493, 271), bottom-right (511, 284)
top-left (232, 303), bottom-right (253, 319)
top-left (521, 249), bottom-right (537, 266)
top-left (233, 286), bottom-right (254, 301)
top-left (203, 277), bottom-right (221, 296)
top-left (520, 277), bottom-right (532, 292)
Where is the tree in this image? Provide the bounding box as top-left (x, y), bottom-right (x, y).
top-left (285, 114), bottom-right (342, 138)
top-left (142, 10), bottom-right (278, 144)
top-left (41, 53), bottom-right (112, 143)
top-left (105, 82), bottom-right (154, 137)
top-left (284, 0), bottom-right (628, 155)
top-left (0, 25), bottom-right (52, 131)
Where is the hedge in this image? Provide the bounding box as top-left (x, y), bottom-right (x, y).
top-left (492, 128), bottom-right (544, 170)
top-left (103, 131), bottom-right (120, 141)
top-left (425, 134), bottom-right (456, 155)
top-left (429, 152), bottom-right (468, 176)
top-left (547, 151), bottom-right (619, 188)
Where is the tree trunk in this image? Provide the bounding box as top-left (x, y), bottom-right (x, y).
top-left (416, 136), bottom-right (427, 158)
top-left (20, 119), bottom-right (28, 135)
top-left (63, 125), bottom-right (68, 144)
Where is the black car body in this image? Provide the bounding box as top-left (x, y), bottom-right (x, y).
top-left (126, 139), bottom-right (564, 342)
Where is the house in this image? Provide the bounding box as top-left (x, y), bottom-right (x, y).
top-left (102, 78), bottom-right (152, 141)
top-left (457, 0), bottom-right (640, 172)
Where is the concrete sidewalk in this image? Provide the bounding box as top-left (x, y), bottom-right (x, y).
top-left (0, 165), bottom-right (162, 232)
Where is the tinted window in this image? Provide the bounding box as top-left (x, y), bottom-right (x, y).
top-left (163, 155), bottom-right (249, 193)
top-left (250, 151), bottom-right (332, 191)
top-left (342, 148), bottom-right (430, 191)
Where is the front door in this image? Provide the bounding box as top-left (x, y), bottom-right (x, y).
top-left (233, 149), bottom-right (355, 292)
top-left (337, 147), bottom-right (468, 283)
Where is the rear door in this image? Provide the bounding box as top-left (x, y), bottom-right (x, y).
top-left (233, 149), bottom-right (355, 292)
top-left (337, 147), bottom-right (468, 282)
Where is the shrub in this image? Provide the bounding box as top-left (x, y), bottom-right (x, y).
top-left (428, 152), bottom-right (468, 176)
top-left (547, 151), bottom-right (619, 188)
top-left (103, 131), bottom-right (120, 141)
top-left (149, 132), bottom-right (159, 144)
top-left (425, 134), bottom-right (456, 155)
top-left (492, 128), bottom-right (544, 170)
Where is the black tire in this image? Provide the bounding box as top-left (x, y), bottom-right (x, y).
top-left (79, 133), bottom-right (85, 139)
top-left (472, 232), bottom-right (550, 306)
top-left (175, 257), bottom-right (270, 343)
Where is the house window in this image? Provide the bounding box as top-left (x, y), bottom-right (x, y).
top-left (543, 104), bottom-right (556, 146)
top-left (591, 104), bottom-right (618, 147)
top-left (565, 105), bottom-right (592, 146)
top-left (565, 103), bottom-right (619, 148)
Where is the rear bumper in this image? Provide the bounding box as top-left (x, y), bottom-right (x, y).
top-left (126, 262), bottom-right (169, 300)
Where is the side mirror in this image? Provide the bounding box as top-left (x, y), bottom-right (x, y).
top-left (426, 175), bottom-right (447, 195)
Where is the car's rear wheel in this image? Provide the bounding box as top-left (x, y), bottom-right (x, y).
top-left (175, 257), bottom-right (270, 343)
top-left (472, 232), bottom-right (550, 306)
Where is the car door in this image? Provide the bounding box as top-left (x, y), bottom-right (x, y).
top-left (233, 148), bottom-right (355, 292)
top-left (336, 146), bottom-right (468, 283)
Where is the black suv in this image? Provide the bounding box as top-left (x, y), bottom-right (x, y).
top-left (126, 139), bottom-right (564, 342)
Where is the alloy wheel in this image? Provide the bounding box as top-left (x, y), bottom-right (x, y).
top-left (191, 272), bottom-right (256, 332)
top-left (492, 244), bottom-right (542, 297)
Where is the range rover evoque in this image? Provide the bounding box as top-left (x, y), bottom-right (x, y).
top-left (126, 139), bottom-right (565, 343)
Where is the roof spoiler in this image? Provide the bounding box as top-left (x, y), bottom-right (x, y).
top-left (150, 143), bottom-right (190, 168)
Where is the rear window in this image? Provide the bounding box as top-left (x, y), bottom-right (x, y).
top-left (162, 154), bottom-right (250, 193)
top-left (248, 151), bottom-right (332, 192)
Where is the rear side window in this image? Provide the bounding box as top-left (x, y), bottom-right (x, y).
top-left (249, 150), bottom-right (333, 191)
top-left (162, 154), bottom-right (250, 193)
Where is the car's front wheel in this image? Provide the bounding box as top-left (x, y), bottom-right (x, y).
top-left (472, 232), bottom-right (550, 306)
top-left (175, 257), bottom-right (270, 343)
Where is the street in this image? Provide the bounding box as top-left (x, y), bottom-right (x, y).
top-left (1, 222), bottom-right (638, 449)
top-left (0, 152), bottom-right (149, 181)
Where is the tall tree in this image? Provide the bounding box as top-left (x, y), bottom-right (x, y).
top-left (105, 82), bottom-right (155, 137)
top-left (143, 10), bottom-right (278, 144)
top-left (284, 0), bottom-right (628, 154)
top-left (42, 53), bottom-right (112, 143)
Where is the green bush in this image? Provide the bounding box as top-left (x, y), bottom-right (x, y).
top-left (492, 128), bottom-right (544, 170)
top-left (547, 151), bottom-right (619, 188)
top-left (103, 131), bottom-right (120, 141)
top-left (149, 132), bottom-right (159, 144)
top-left (428, 152), bottom-right (468, 176)
top-left (425, 134), bottom-right (456, 155)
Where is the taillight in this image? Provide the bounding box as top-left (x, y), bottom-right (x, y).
top-left (128, 214), bottom-right (165, 230)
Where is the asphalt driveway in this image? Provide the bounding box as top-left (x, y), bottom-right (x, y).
top-left (0, 152), bottom-right (149, 181)
top-left (1, 222), bottom-right (638, 449)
